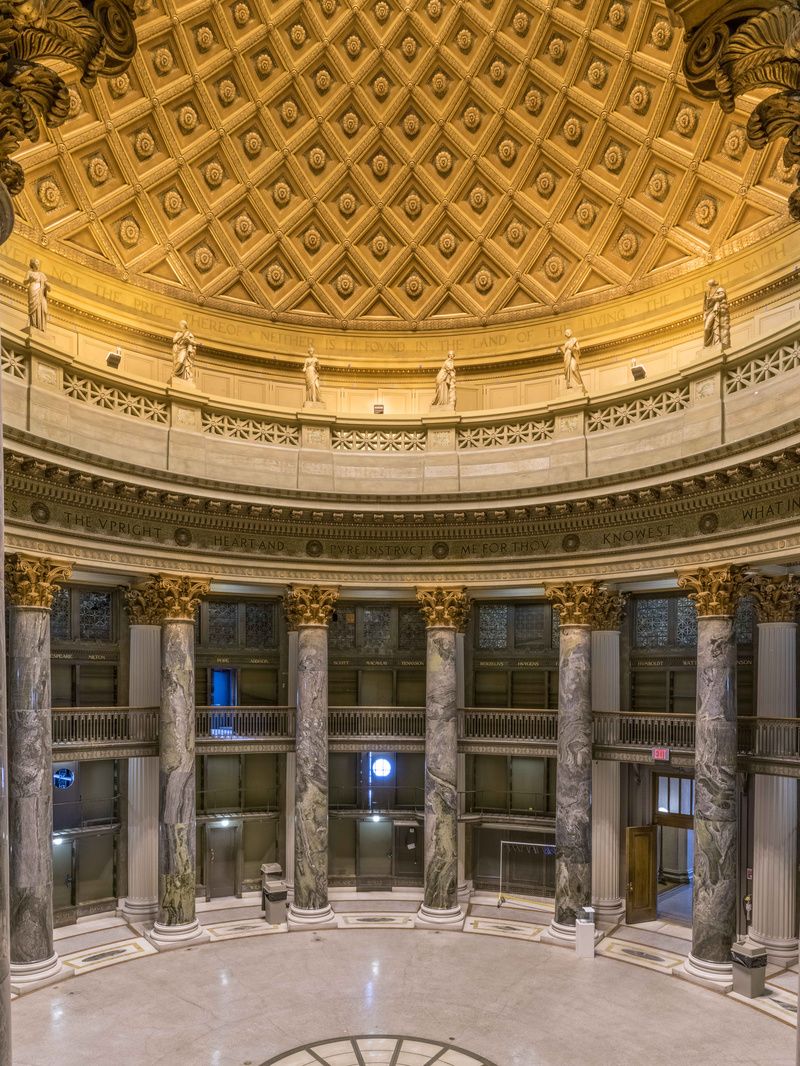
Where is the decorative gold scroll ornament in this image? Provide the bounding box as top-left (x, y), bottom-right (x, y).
top-left (585, 588), bottom-right (628, 631)
top-left (124, 580), bottom-right (167, 625)
top-left (416, 587), bottom-right (470, 630)
top-left (749, 573), bottom-right (798, 623)
top-left (677, 564), bottom-right (752, 617)
top-left (4, 552), bottom-right (71, 607)
top-left (667, 0), bottom-right (800, 219)
top-left (148, 574), bottom-right (210, 620)
top-left (0, 0), bottom-right (140, 242)
top-left (545, 582), bottom-right (601, 626)
top-left (283, 585), bottom-right (339, 628)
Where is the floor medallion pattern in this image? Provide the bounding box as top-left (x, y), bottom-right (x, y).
top-left (261, 1035), bottom-right (498, 1065)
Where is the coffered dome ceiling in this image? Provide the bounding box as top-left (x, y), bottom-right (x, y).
top-left (11, 0), bottom-right (795, 332)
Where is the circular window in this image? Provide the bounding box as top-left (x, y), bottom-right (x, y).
top-left (372, 757), bottom-right (392, 779)
top-left (53, 767), bottom-right (75, 790)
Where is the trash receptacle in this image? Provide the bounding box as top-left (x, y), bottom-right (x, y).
top-left (263, 879), bottom-right (288, 925)
top-left (575, 906), bottom-right (596, 959)
top-left (731, 942), bottom-right (767, 998)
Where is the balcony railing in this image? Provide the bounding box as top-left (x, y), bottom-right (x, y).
top-left (738, 716), bottom-right (800, 762)
top-left (460, 708), bottom-right (558, 743)
top-left (329, 706), bottom-right (426, 739)
top-left (195, 706), bottom-right (294, 741)
top-left (592, 711), bottom-right (696, 751)
top-left (52, 707), bottom-right (158, 752)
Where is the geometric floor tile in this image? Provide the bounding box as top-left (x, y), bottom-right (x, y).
top-left (337, 913), bottom-right (416, 930)
top-left (205, 919), bottom-right (288, 942)
top-left (463, 916), bottom-right (544, 942)
top-left (60, 937), bottom-right (156, 975)
top-left (597, 937), bottom-right (685, 974)
top-left (260, 1036), bottom-right (498, 1065)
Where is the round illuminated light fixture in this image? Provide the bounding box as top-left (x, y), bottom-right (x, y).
top-left (372, 757), bottom-right (392, 778)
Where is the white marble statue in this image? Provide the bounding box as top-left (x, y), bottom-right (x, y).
top-left (303, 346), bottom-right (322, 404)
top-left (432, 350), bottom-right (456, 408)
top-left (25, 258), bottom-right (49, 332)
top-left (560, 329), bottom-right (586, 392)
top-left (703, 279), bottom-right (731, 352)
top-left (172, 320), bottom-right (197, 382)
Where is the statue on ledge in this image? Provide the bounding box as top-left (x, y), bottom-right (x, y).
top-left (432, 350), bottom-right (456, 409)
top-left (703, 279), bottom-right (731, 352)
top-left (172, 320), bottom-right (197, 383)
top-left (303, 345), bottom-right (322, 405)
top-left (25, 258), bottom-right (49, 332)
top-left (560, 329), bottom-right (586, 392)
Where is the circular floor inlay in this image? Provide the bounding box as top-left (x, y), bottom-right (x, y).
top-left (262, 1035), bottom-right (497, 1065)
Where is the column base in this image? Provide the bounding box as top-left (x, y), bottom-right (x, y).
top-left (146, 918), bottom-right (210, 951)
top-left (287, 903), bottom-right (336, 929)
top-left (11, 952), bottom-right (71, 994)
top-left (415, 903), bottom-right (464, 929)
top-left (748, 929), bottom-right (799, 965)
top-left (592, 898), bottom-right (625, 925)
top-left (681, 952), bottom-right (733, 991)
top-left (541, 919), bottom-right (604, 947)
top-left (120, 897), bottom-right (158, 924)
top-left (457, 881), bottom-right (473, 905)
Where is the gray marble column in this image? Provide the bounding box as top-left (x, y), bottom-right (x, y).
top-left (6, 555), bottom-right (71, 990)
top-left (146, 575), bottom-right (210, 948)
top-left (121, 591), bottom-right (162, 922)
top-left (284, 586), bottom-right (338, 927)
top-left (545, 583), bottom-right (595, 941)
top-left (678, 565), bottom-right (750, 987)
top-left (416, 588), bottom-right (470, 927)
top-left (284, 630), bottom-right (298, 895)
top-left (0, 397), bottom-right (9, 1061)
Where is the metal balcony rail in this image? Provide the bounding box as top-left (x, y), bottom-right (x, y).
top-left (51, 707), bottom-right (158, 747)
top-left (328, 706), bottom-right (426, 739)
top-left (461, 789), bottom-right (554, 818)
top-left (329, 783), bottom-right (425, 812)
top-left (737, 716), bottom-right (800, 760)
top-left (592, 711), bottom-right (696, 750)
top-left (459, 708), bottom-right (558, 742)
top-left (195, 706), bottom-right (294, 739)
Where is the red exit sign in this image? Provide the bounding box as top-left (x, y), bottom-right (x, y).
top-left (652, 747), bottom-right (671, 762)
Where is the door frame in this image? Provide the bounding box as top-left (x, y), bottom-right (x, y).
top-left (204, 821), bottom-right (243, 901)
top-left (356, 817), bottom-right (394, 883)
top-left (625, 824), bottom-right (658, 924)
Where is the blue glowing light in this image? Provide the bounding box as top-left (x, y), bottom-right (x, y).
top-left (372, 757), bottom-right (392, 779)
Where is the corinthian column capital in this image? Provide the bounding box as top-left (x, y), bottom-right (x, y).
top-left (124, 580), bottom-right (167, 625)
top-left (545, 581), bottom-right (602, 626)
top-left (146, 574), bottom-right (210, 621)
top-left (586, 587), bottom-right (628, 631)
top-left (4, 553), bottom-right (72, 608)
top-left (283, 585), bottom-right (339, 628)
top-left (750, 574), bottom-right (798, 624)
top-left (416, 587), bottom-right (470, 630)
top-left (677, 564), bottom-right (751, 617)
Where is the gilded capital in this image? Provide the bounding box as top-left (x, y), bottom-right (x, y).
top-left (750, 574), bottom-right (798, 624)
top-left (586, 587), bottom-right (628, 631)
top-left (545, 582), bottom-right (600, 627)
top-left (416, 587), bottom-right (471, 630)
top-left (283, 585), bottom-right (339, 628)
top-left (150, 574), bottom-right (211, 621)
top-left (676, 565), bottom-right (751, 618)
top-left (5, 554), bottom-right (72, 608)
top-left (124, 580), bottom-right (167, 626)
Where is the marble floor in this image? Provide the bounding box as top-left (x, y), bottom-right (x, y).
top-left (13, 916), bottom-right (796, 1066)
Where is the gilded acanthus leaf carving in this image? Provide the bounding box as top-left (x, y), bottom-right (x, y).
top-left (149, 573), bottom-right (210, 620)
top-left (676, 564), bottom-right (752, 617)
top-left (5, 552), bottom-right (71, 606)
top-left (124, 579), bottom-right (165, 625)
top-left (749, 573), bottom-right (798, 622)
top-left (545, 582), bottom-right (601, 627)
top-left (0, 0), bottom-right (139, 241)
top-left (283, 585), bottom-right (339, 628)
top-left (416, 587), bottom-right (470, 630)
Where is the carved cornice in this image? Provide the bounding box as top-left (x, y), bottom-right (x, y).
top-left (750, 573), bottom-right (799, 623)
top-left (149, 574), bottom-right (210, 621)
top-left (545, 582), bottom-right (600, 627)
top-left (124, 580), bottom-right (166, 626)
top-left (0, 0), bottom-right (139, 242)
top-left (668, 0), bottom-right (800, 220)
top-left (283, 585), bottom-right (339, 628)
top-left (677, 564), bottom-right (752, 617)
top-left (585, 588), bottom-right (629, 631)
top-left (416, 587), bottom-right (471, 631)
top-left (4, 552), bottom-right (71, 608)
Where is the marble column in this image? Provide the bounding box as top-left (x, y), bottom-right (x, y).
top-left (678, 565), bottom-right (751, 987)
top-left (146, 575), bottom-right (210, 948)
top-left (416, 587), bottom-right (470, 927)
top-left (544, 583), bottom-right (596, 942)
top-left (0, 386), bottom-right (9, 1062)
top-left (749, 575), bottom-right (798, 963)
top-left (284, 586), bottom-right (338, 927)
top-left (121, 584), bottom-right (162, 922)
top-left (5, 554), bottom-right (72, 990)
top-left (589, 590), bottom-right (627, 923)
top-left (284, 628), bottom-right (298, 894)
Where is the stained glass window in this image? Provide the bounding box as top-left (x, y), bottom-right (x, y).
top-left (398, 606), bottom-right (426, 650)
top-left (50, 587), bottom-right (71, 641)
top-left (675, 597), bottom-right (698, 647)
top-left (207, 601), bottom-right (237, 646)
top-left (245, 602), bottom-right (275, 648)
top-left (78, 591), bottom-right (113, 642)
top-left (478, 605), bottom-right (508, 649)
top-left (514, 604), bottom-right (547, 647)
top-left (329, 607), bottom-right (356, 650)
top-left (362, 606), bottom-right (391, 651)
top-left (734, 599), bottom-right (754, 645)
top-left (634, 598), bottom-right (669, 648)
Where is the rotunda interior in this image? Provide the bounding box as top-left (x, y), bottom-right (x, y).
top-left (0, 0), bottom-right (798, 1063)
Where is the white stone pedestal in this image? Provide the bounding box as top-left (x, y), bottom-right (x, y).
top-left (287, 904), bottom-right (336, 930)
top-left (415, 903), bottom-right (464, 929)
top-left (10, 953), bottom-right (71, 994)
top-left (146, 919), bottom-right (210, 951)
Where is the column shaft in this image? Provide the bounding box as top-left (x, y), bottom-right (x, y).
top-left (8, 607), bottom-right (60, 981)
top-left (0, 388), bottom-right (10, 1060)
top-left (591, 629), bottom-right (623, 921)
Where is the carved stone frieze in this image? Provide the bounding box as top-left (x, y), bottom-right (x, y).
top-left (148, 574), bottom-right (210, 621)
top-left (545, 582), bottom-right (600, 626)
top-left (4, 552), bottom-right (71, 607)
top-left (416, 587), bottom-right (470, 631)
top-left (283, 585), bottom-right (339, 628)
top-left (676, 564), bottom-right (752, 616)
top-left (749, 573), bottom-right (798, 622)
top-left (668, 0), bottom-right (800, 219)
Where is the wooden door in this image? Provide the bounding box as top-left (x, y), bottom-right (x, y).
top-left (625, 824), bottom-right (657, 924)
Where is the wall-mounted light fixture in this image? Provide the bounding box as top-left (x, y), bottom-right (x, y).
top-left (631, 359), bottom-right (646, 382)
top-left (106, 345), bottom-right (122, 369)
